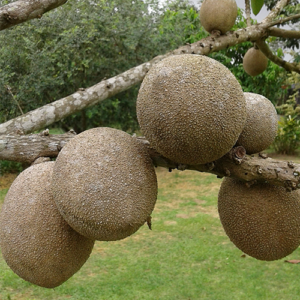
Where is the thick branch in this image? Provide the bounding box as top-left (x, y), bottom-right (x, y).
top-left (0, 24), bottom-right (269, 135)
top-left (0, 131), bottom-right (76, 163)
top-left (1, 133), bottom-right (300, 191)
top-left (0, 0), bottom-right (68, 31)
top-left (256, 39), bottom-right (300, 73)
top-left (269, 27), bottom-right (300, 39)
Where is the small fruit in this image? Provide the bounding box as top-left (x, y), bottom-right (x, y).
top-left (136, 54), bottom-right (246, 165)
top-left (52, 127), bottom-right (158, 241)
top-left (218, 178), bottom-right (300, 261)
top-left (235, 92), bottom-right (278, 154)
top-left (0, 162), bottom-right (94, 288)
top-left (243, 47), bottom-right (268, 76)
top-left (199, 0), bottom-right (238, 34)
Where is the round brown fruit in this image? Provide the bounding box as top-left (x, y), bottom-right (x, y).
top-left (0, 162), bottom-right (94, 288)
top-left (199, 0), bottom-right (238, 34)
top-left (218, 178), bottom-right (300, 261)
top-left (235, 92), bottom-right (278, 154)
top-left (136, 54), bottom-right (246, 165)
top-left (243, 47), bottom-right (268, 76)
top-left (52, 127), bottom-right (158, 241)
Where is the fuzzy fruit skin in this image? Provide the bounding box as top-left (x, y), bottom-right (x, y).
top-left (236, 92), bottom-right (278, 154)
top-left (0, 162), bottom-right (95, 288)
top-left (52, 127), bottom-right (158, 241)
top-left (218, 178), bottom-right (300, 261)
top-left (136, 54), bottom-right (246, 165)
top-left (243, 47), bottom-right (268, 76)
top-left (199, 0), bottom-right (238, 34)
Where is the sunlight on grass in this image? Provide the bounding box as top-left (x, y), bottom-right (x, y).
top-left (1, 156), bottom-right (300, 299)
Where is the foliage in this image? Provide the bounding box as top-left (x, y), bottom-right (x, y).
top-left (273, 85), bottom-right (300, 155)
top-left (0, 0), bottom-right (203, 133)
top-left (273, 114), bottom-right (300, 155)
top-left (251, 0), bottom-right (264, 15)
top-left (0, 161), bottom-right (23, 176)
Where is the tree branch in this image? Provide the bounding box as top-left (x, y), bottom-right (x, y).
top-left (262, 13), bottom-right (300, 28)
top-left (0, 131), bottom-right (76, 163)
top-left (256, 39), bottom-right (300, 73)
top-left (0, 0), bottom-right (68, 31)
top-left (1, 133), bottom-right (300, 191)
top-left (269, 27), bottom-right (300, 39)
top-left (0, 24), bottom-right (269, 135)
top-left (245, 0), bottom-right (251, 27)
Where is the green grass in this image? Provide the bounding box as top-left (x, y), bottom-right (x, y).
top-left (2, 163), bottom-right (300, 299)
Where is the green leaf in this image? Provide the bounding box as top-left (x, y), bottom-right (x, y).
top-left (251, 0), bottom-right (264, 15)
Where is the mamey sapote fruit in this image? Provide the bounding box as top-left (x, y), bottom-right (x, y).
top-left (52, 127), bottom-right (157, 241)
top-left (235, 92), bottom-right (278, 154)
top-left (199, 0), bottom-right (238, 34)
top-left (218, 178), bottom-right (300, 261)
top-left (136, 54), bottom-right (246, 165)
top-left (0, 162), bottom-right (95, 288)
top-left (243, 47), bottom-right (268, 76)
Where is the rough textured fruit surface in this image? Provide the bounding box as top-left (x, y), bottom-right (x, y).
top-left (218, 178), bottom-right (300, 261)
top-left (0, 162), bottom-right (95, 288)
top-left (136, 54), bottom-right (246, 165)
top-left (236, 92), bottom-right (278, 154)
top-left (52, 127), bottom-right (158, 241)
top-left (243, 47), bottom-right (268, 76)
top-left (199, 0), bottom-right (238, 34)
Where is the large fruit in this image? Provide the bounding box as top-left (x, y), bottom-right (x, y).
top-left (218, 178), bottom-right (300, 261)
top-left (243, 47), bottom-right (268, 76)
top-left (136, 54), bottom-right (246, 165)
top-left (52, 127), bottom-right (157, 241)
top-left (199, 0), bottom-right (238, 34)
top-left (0, 162), bottom-right (94, 288)
top-left (235, 92), bottom-right (278, 154)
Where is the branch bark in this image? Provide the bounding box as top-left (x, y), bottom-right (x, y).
top-left (1, 133), bottom-right (300, 191)
top-left (0, 131), bottom-right (76, 163)
top-left (269, 27), bottom-right (300, 39)
top-left (0, 0), bottom-right (68, 31)
top-left (245, 0), bottom-right (251, 27)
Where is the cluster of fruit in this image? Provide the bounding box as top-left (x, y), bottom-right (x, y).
top-left (0, 0), bottom-right (296, 290)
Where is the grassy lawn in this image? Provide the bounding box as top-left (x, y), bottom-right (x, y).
top-left (1, 155), bottom-right (300, 299)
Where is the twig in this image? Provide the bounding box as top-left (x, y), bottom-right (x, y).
top-left (5, 85), bottom-right (24, 115)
